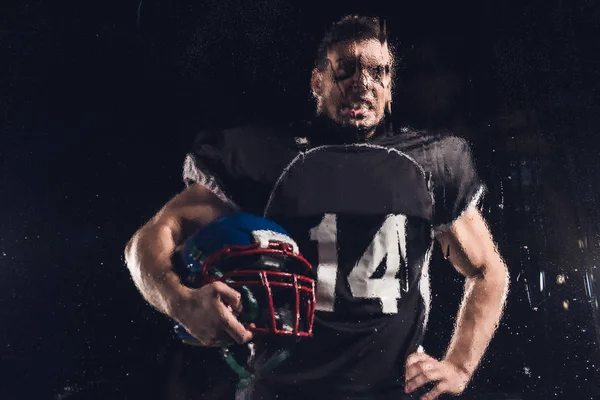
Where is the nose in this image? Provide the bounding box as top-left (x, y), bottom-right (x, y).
top-left (351, 68), bottom-right (371, 92)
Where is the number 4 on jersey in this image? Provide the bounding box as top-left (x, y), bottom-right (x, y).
top-left (309, 213), bottom-right (407, 314)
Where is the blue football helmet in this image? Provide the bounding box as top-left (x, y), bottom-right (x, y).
top-left (172, 213), bottom-right (316, 387)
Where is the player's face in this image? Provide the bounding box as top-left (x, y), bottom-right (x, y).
top-left (312, 39), bottom-right (392, 137)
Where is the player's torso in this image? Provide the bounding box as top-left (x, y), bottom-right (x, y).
top-left (225, 124), bottom-right (439, 396)
top-left (263, 143), bottom-right (434, 324)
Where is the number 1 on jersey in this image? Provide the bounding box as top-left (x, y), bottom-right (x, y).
top-left (309, 213), bottom-right (338, 312)
top-left (310, 213), bottom-right (407, 314)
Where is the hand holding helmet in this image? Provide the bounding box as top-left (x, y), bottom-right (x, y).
top-left (172, 212), bottom-right (316, 346)
top-left (171, 213), bottom-right (316, 388)
top-left (172, 279), bottom-right (254, 347)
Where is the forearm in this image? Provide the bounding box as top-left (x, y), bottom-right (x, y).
top-left (443, 261), bottom-right (509, 377)
top-left (124, 185), bottom-right (233, 318)
top-left (125, 221), bottom-right (191, 318)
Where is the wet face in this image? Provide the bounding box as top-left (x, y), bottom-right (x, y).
top-left (311, 39), bottom-right (393, 138)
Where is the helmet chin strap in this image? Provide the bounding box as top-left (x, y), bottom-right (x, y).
top-left (222, 344), bottom-right (292, 391)
top-left (209, 266), bottom-right (293, 391)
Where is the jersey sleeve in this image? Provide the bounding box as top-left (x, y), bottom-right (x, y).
top-left (182, 129), bottom-right (240, 210)
top-left (431, 136), bottom-right (486, 233)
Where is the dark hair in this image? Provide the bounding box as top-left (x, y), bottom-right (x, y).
top-left (314, 15), bottom-right (397, 77)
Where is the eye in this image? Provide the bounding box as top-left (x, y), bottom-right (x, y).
top-left (334, 60), bottom-right (355, 81)
top-left (369, 65), bottom-right (386, 80)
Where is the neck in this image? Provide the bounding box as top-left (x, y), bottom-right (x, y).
top-left (310, 114), bottom-right (388, 145)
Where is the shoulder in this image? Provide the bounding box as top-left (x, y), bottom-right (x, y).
top-left (380, 127), bottom-right (484, 228)
top-left (382, 126), bottom-right (470, 154)
top-left (183, 120), bottom-right (308, 212)
top-left (185, 119), bottom-right (307, 187)
top-left (191, 120), bottom-right (304, 151)
top-left (376, 127), bottom-right (474, 174)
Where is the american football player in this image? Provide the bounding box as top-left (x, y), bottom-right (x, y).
top-left (125, 15), bottom-right (509, 400)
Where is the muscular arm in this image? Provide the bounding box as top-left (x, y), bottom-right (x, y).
top-left (124, 183), bottom-right (233, 319)
top-left (435, 208), bottom-right (510, 378)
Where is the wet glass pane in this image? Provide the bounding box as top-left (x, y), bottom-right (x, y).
top-left (2, 1), bottom-right (600, 399)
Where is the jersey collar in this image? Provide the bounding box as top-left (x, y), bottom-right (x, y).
top-left (305, 115), bottom-right (394, 146)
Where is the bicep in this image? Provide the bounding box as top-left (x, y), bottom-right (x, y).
top-left (435, 208), bottom-right (502, 278)
top-left (152, 183), bottom-right (234, 243)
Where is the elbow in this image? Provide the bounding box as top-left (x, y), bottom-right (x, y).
top-left (491, 258), bottom-right (510, 289)
top-left (467, 256), bottom-right (510, 295)
top-left (498, 262), bottom-right (510, 300)
top-left (481, 258), bottom-right (510, 303)
top-left (124, 234), bottom-right (137, 267)
top-left (123, 232), bottom-right (143, 292)
top-left (124, 217), bottom-right (179, 268)
top-left (124, 230), bottom-right (143, 276)
top-left (124, 222), bottom-right (153, 270)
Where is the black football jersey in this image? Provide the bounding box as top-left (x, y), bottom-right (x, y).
top-left (182, 119), bottom-right (485, 399)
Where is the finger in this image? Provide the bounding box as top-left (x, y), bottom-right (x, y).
top-left (212, 281), bottom-right (243, 314)
top-left (406, 352), bottom-right (432, 368)
top-left (216, 300), bottom-right (254, 344)
top-left (405, 357), bottom-right (435, 382)
top-left (420, 382), bottom-right (448, 400)
top-left (405, 364), bottom-right (444, 393)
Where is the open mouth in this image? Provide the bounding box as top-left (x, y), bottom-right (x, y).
top-left (340, 102), bottom-right (373, 119)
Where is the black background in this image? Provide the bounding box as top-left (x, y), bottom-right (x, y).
top-left (1, 0), bottom-right (600, 398)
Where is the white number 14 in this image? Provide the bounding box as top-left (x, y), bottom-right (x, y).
top-left (309, 213), bottom-right (407, 314)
